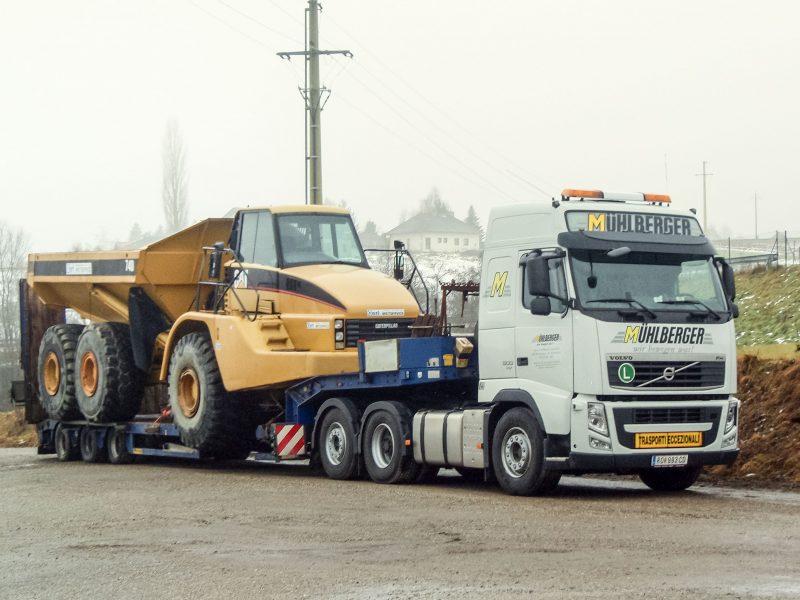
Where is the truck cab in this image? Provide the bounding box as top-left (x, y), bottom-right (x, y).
top-left (478, 189), bottom-right (739, 489)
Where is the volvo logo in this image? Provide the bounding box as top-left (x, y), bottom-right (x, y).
top-left (662, 366), bottom-right (676, 382)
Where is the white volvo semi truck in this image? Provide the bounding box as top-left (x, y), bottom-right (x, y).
top-left (28, 188), bottom-right (740, 495)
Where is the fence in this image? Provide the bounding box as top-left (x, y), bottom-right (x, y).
top-left (712, 231), bottom-right (800, 270)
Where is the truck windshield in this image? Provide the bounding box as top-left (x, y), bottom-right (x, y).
top-left (277, 213), bottom-right (368, 268)
top-left (569, 250), bottom-right (728, 315)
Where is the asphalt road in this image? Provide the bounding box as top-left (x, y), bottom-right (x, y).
top-left (1, 448), bottom-right (799, 600)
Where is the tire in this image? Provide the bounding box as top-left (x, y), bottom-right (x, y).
top-left (318, 408), bottom-right (360, 480)
top-left (107, 428), bottom-right (133, 465)
top-left (80, 427), bottom-right (107, 463)
top-left (55, 425), bottom-right (79, 461)
top-left (362, 409), bottom-right (416, 484)
top-left (37, 324), bottom-right (84, 420)
top-left (491, 407), bottom-right (558, 496)
top-left (75, 323), bottom-right (144, 423)
top-left (639, 466), bottom-right (702, 492)
top-left (167, 332), bottom-right (248, 458)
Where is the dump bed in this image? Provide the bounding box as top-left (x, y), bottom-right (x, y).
top-left (27, 218), bottom-right (233, 322)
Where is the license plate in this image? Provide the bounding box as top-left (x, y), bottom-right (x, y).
top-left (635, 432), bottom-right (702, 449)
top-left (651, 454), bottom-right (689, 468)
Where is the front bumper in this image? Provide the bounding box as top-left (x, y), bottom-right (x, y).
top-left (550, 449), bottom-right (739, 472)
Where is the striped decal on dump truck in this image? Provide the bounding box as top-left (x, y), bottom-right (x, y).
top-left (275, 424), bottom-right (306, 457)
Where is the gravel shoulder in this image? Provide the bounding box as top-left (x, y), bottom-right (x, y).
top-left (1, 449), bottom-right (800, 599)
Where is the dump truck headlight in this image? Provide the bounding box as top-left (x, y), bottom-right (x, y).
top-left (589, 436), bottom-right (612, 451)
top-left (724, 401), bottom-right (737, 434)
top-left (587, 402), bottom-right (608, 436)
top-left (335, 331), bottom-right (344, 342)
top-left (334, 319), bottom-right (344, 330)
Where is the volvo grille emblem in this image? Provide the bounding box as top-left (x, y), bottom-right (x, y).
top-left (662, 366), bottom-right (676, 381)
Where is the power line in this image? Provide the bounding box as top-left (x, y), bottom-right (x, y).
top-left (212, 0), bottom-right (301, 44)
top-left (187, 0), bottom-right (277, 50)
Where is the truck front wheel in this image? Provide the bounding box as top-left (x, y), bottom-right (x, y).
top-left (639, 466), bottom-right (702, 492)
top-left (491, 407), bottom-right (560, 495)
top-left (168, 332), bottom-right (248, 458)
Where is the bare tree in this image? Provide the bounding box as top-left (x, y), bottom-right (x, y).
top-left (418, 187), bottom-right (453, 217)
top-left (162, 118), bottom-right (189, 233)
top-left (0, 221), bottom-right (28, 345)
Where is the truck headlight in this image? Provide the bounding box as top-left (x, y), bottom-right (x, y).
top-left (334, 319), bottom-right (344, 330)
top-left (335, 331), bottom-right (344, 342)
top-left (724, 401), bottom-right (737, 434)
top-left (587, 402), bottom-right (608, 436)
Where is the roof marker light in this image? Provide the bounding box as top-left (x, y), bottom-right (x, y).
top-left (643, 193), bottom-right (672, 204)
top-left (561, 189), bottom-right (603, 199)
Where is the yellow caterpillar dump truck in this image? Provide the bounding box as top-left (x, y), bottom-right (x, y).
top-left (24, 206), bottom-right (420, 458)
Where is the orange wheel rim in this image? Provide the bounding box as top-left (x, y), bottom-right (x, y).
top-left (178, 368), bottom-right (200, 418)
top-left (43, 352), bottom-right (61, 396)
top-left (80, 352), bottom-right (99, 397)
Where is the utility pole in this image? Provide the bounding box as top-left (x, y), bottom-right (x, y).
top-left (695, 161), bottom-right (713, 232)
top-left (278, 1), bottom-right (352, 205)
top-left (754, 192), bottom-right (758, 239)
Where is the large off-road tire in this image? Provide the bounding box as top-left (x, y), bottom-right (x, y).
top-left (38, 324), bottom-right (84, 421)
top-left (362, 409), bottom-right (416, 484)
top-left (491, 407), bottom-right (560, 496)
top-left (318, 407), bottom-right (360, 480)
top-left (639, 466), bottom-right (702, 492)
top-left (167, 332), bottom-right (249, 458)
top-left (54, 425), bottom-right (79, 461)
top-left (75, 323), bottom-right (144, 423)
top-left (79, 427), bottom-right (107, 463)
top-left (107, 427), bottom-right (133, 465)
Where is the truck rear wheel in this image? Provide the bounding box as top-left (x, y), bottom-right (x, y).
top-left (362, 410), bottom-right (416, 484)
top-left (167, 332), bottom-right (248, 458)
top-left (79, 427), bottom-right (107, 463)
top-left (491, 407), bottom-right (560, 495)
top-left (639, 466), bottom-right (702, 492)
top-left (75, 323), bottom-right (144, 423)
top-left (318, 408), bottom-right (360, 479)
top-left (107, 428), bottom-right (133, 464)
top-left (54, 425), bottom-right (79, 461)
top-left (38, 324), bottom-right (84, 421)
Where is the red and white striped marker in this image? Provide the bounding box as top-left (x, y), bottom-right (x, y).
top-left (274, 424), bottom-right (306, 458)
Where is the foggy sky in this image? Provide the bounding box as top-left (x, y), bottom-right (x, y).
top-left (1, 1), bottom-right (798, 252)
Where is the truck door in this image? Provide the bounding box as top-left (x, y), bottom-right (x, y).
top-left (513, 250), bottom-right (573, 433)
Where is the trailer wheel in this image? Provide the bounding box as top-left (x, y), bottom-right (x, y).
top-left (639, 466), bottom-right (702, 492)
top-left (318, 408), bottom-right (360, 479)
top-left (491, 407), bottom-right (558, 496)
top-left (363, 410), bottom-right (416, 484)
top-left (75, 323), bottom-right (144, 423)
top-left (38, 324), bottom-right (84, 421)
top-left (80, 427), bottom-right (107, 463)
top-left (168, 332), bottom-right (247, 458)
top-left (107, 428), bottom-right (133, 464)
top-left (55, 425), bottom-right (79, 461)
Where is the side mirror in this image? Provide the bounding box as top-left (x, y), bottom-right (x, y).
top-left (715, 257), bottom-right (736, 301)
top-left (208, 241), bottom-right (225, 279)
top-left (393, 241), bottom-right (405, 281)
top-left (530, 297), bottom-right (551, 316)
top-left (526, 255), bottom-right (551, 297)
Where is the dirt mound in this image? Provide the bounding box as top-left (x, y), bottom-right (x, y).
top-left (706, 355), bottom-right (800, 485)
top-left (0, 409), bottom-right (37, 448)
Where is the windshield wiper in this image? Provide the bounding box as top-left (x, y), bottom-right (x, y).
top-left (585, 298), bottom-right (656, 319)
top-left (656, 298), bottom-right (721, 321)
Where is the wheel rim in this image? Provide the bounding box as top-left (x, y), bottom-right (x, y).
top-left (371, 423), bottom-right (395, 470)
top-left (80, 351), bottom-right (99, 397)
top-left (178, 368), bottom-right (200, 418)
top-left (325, 422), bottom-right (347, 466)
top-left (501, 426), bottom-right (531, 479)
top-left (43, 351), bottom-right (61, 396)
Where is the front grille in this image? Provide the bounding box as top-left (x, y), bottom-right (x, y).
top-left (613, 406), bottom-right (722, 449)
top-left (607, 361), bottom-right (725, 389)
top-left (632, 407), bottom-right (702, 424)
top-left (344, 319), bottom-right (415, 347)
top-left (597, 394), bottom-right (729, 402)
